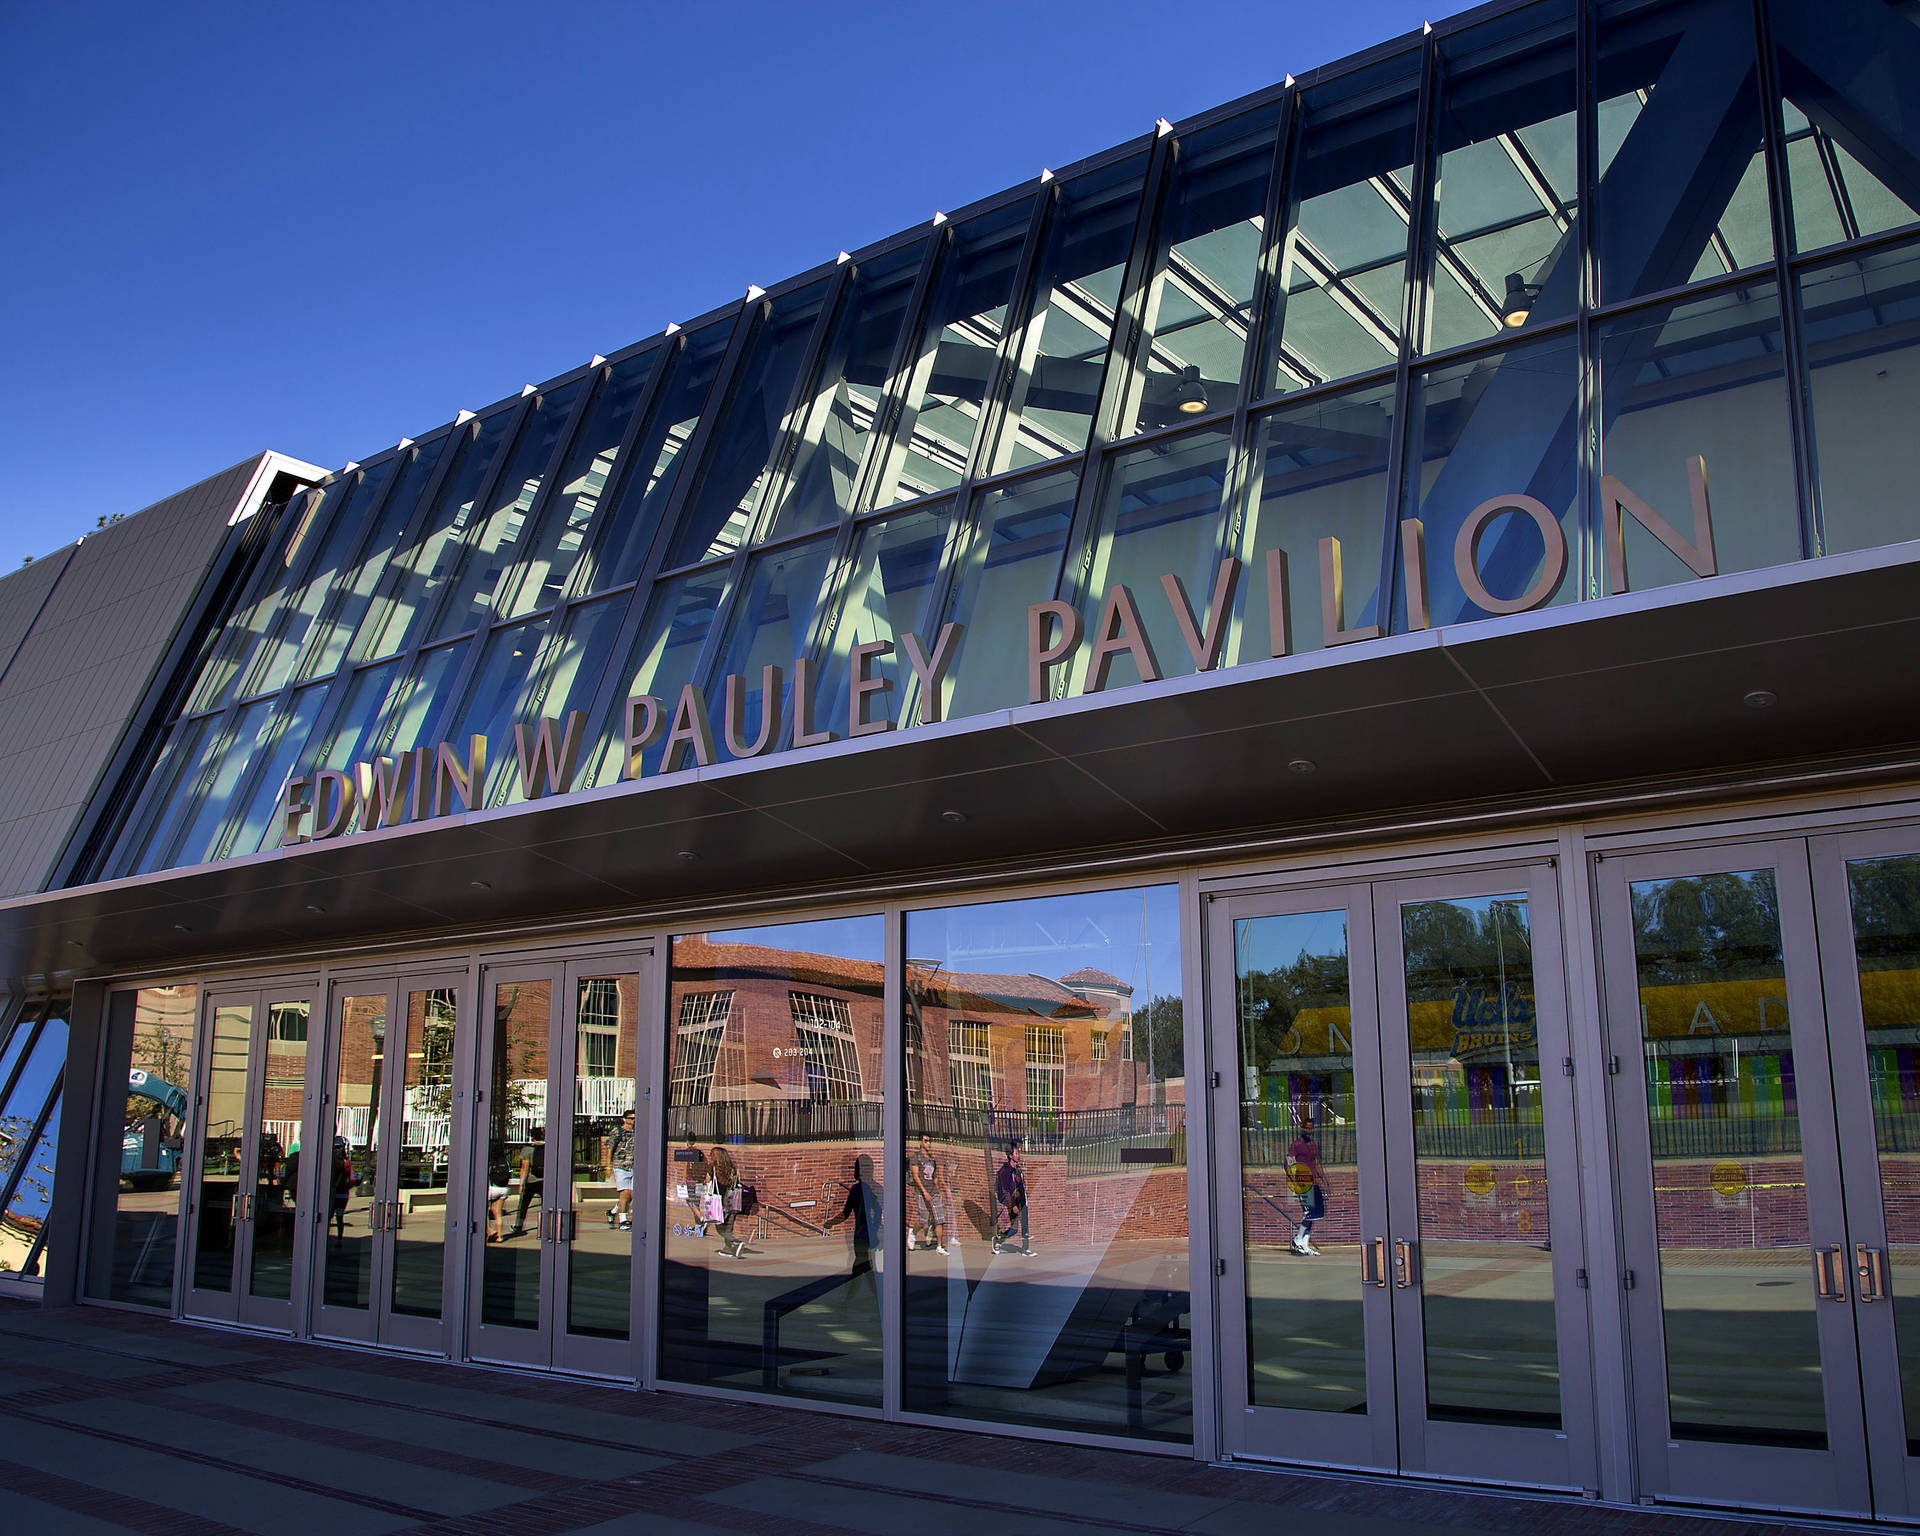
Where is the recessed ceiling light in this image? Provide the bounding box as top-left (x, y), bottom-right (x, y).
top-left (1287, 758), bottom-right (1317, 775)
top-left (1743, 690), bottom-right (1778, 709)
top-left (941, 810), bottom-right (968, 824)
top-left (678, 850), bottom-right (700, 863)
top-left (470, 879), bottom-right (492, 890)
top-left (304, 903), bottom-right (326, 914)
top-left (173, 923), bottom-right (191, 933)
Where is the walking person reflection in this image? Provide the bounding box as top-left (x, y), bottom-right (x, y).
top-left (993, 1141), bottom-right (1034, 1256)
top-left (510, 1129), bottom-right (545, 1238)
top-left (604, 1110), bottom-right (635, 1231)
top-left (908, 1134), bottom-right (949, 1255)
top-left (708, 1145), bottom-right (744, 1259)
top-left (329, 1135), bottom-right (354, 1245)
top-left (1289, 1110), bottom-right (1326, 1257)
top-left (825, 1153), bottom-right (883, 1285)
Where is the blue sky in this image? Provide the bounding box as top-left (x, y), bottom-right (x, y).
top-left (0, 1), bottom-right (1434, 563)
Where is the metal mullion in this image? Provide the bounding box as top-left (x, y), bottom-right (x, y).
top-left (1238, 89), bottom-right (1302, 432)
top-left (1576, 0), bottom-right (1599, 600)
top-left (228, 482), bottom-right (344, 702)
top-left (489, 363), bottom-right (607, 619)
top-left (1372, 28), bottom-right (1442, 627)
top-left (0, 1066), bottom-right (60, 1222)
top-left (844, 230), bottom-right (949, 521)
top-left (685, 547), bottom-right (760, 712)
top-left (204, 680), bottom-right (314, 864)
top-left (414, 393), bottom-right (537, 644)
top-left (1751, 0), bottom-right (1823, 560)
top-left (643, 300), bottom-right (763, 578)
top-left (1048, 128), bottom-right (1180, 613)
top-left (1415, 312), bottom-right (1578, 376)
top-left (973, 186), bottom-right (1059, 482)
top-left (1783, 217), bottom-right (1920, 273)
top-left (409, 628), bottom-right (489, 761)
top-left (0, 1014), bottom-right (45, 1119)
top-left (742, 263), bottom-right (857, 547)
top-left (347, 423), bottom-right (474, 667)
top-left (149, 692), bottom-right (268, 873)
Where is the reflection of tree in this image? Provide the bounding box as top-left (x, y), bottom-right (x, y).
top-left (1236, 950), bottom-right (1351, 1067)
top-left (1138, 994), bottom-right (1185, 1082)
top-left (1631, 872), bottom-right (1783, 985)
top-left (1848, 857), bottom-right (1920, 971)
top-left (128, 1023), bottom-right (190, 1116)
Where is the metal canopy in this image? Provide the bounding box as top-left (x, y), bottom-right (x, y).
top-left (11, 542), bottom-right (1920, 981)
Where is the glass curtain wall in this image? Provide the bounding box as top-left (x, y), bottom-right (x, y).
top-left (84, 0), bottom-right (1920, 882)
top-left (0, 1000), bottom-right (71, 1283)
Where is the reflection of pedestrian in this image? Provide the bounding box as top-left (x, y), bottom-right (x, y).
top-left (993, 1142), bottom-right (1033, 1256)
top-left (825, 1154), bottom-right (882, 1278)
top-left (486, 1146), bottom-right (509, 1241)
top-left (708, 1145), bottom-right (743, 1258)
top-left (1289, 1112), bottom-right (1325, 1256)
top-left (510, 1132), bottom-right (545, 1237)
top-left (908, 1135), bottom-right (949, 1254)
top-left (605, 1111), bottom-right (635, 1229)
top-left (329, 1136), bottom-right (354, 1243)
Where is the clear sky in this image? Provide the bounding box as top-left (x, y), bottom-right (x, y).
top-left (0, 0), bottom-right (1435, 563)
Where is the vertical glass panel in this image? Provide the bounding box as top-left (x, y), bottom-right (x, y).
top-left (1071, 426), bottom-right (1231, 690)
top-left (1769, 0), bottom-right (1920, 253)
top-left (0, 1012), bottom-right (65, 1281)
top-left (112, 715), bottom-right (215, 877)
top-left (1233, 910), bottom-right (1363, 1412)
top-left (482, 979), bottom-right (549, 1326)
top-left (1232, 379), bottom-right (1394, 666)
top-left (664, 916), bottom-right (885, 1406)
top-left (1629, 867), bottom-right (1824, 1447)
top-left (902, 886), bottom-right (1188, 1441)
top-left (246, 1000), bottom-right (307, 1302)
top-left (492, 594), bottom-right (628, 808)
top-left (162, 698), bottom-right (276, 872)
top-left (668, 281), bottom-right (835, 567)
top-left (185, 489), bottom-right (328, 715)
top-left (936, 468), bottom-right (1078, 716)
top-left (102, 987), bottom-right (196, 1307)
top-left (876, 199), bottom-right (1037, 506)
top-left (300, 436), bottom-right (448, 682)
top-left (991, 153), bottom-right (1150, 473)
top-left (1401, 894), bottom-right (1558, 1427)
top-left (221, 682), bottom-right (329, 859)
top-left (815, 502), bottom-right (955, 734)
top-left (1121, 107), bottom-right (1281, 436)
top-left (1425, 2), bottom-right (1579, 351)
top-left (1799, 241), bottom-right (1920, 555)
top-left (443, 616), bottom-right (554, 804)
top-left (766, 242), bottom-right (927, 540)
top-left (593, 318), bottom-right (739, 589)
top-left (1845, 853), bottom-right (1920, 1454)
top-left (706, 534), bottom-right (837, 763)
top-left (1264, 55), bottom-right (1421, 395)
top-left (355, 408), bottom-right (518, 660)
top-left (246, 460), bottom-right (400, 698)
top-left (392, 987), bottom-right (457, 1319)
top-left (323, 994), bottom-right (384, 1314)
top-left (430, 379), bottom-right (586, 640)
top-left (310, 644), bottom-right (463, 775)
top-left (1399, 333), bottom-right (1579, 627)
top-left (589, 564), bottom-right (731, 784)
top-left (1595, 281), bottom-right (1798, 590)
top-left (510, 351), bottom-right (658, 615)
top-left (1595, 0), bottom-right (1773, 303)
top-left (569, 973), bottom-right (640, 1341)
top-left (193, 1003), bottom-right (254, 1294)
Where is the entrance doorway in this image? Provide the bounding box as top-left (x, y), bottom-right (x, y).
top-left (1599, 829), bottom-right (1920, 1519)
top-left (309, 972), bottom-right (466, 1352)
top-left (1208, 862), bottom-right (1592, 1487)
top-left (466, 954), bottom-right (649, 1376)
top-left (182, 984), bottom-right (312, 1329)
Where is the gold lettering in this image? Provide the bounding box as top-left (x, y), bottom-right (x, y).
top-left (792, 657), bottom-right (836, 747)
top-left (1027, 600), bottom-right (1082, 705)
top-left (1453, 495), bottom-right (1567, 615)
top-left (723, 667), bottom-right (782, 757)
top-left (899, 623), bottom-right (964, 725)
top-left (623, 695), bottom-right (664, 779)
top-left (279, 775), bottom-right (310, 846)
top-left (434, 736), bottom-right (487, 817)
top-left (1160, 558), bottom-right (1240, 672)
top-left (513, 712), bottom-right (587, 799)
top-left (661, 684), bottom-right (716, 773)
top-left (1601, 458), bottom-right (1716, 594)
top-left (311, 768), bottom-right (357, 840)
top-left (1320, 536), bottom-right (1383, 646)
top-left (1401, 518), bottom-right (1430, 631)
top-left (1264, 547), bottom-right (1291, 658)
top-left (1085, 584), bottom-right (1162, 692)
top-left (848, 641), bottom-right (894, 737)
top-left (354, 755), bottom-right (413, 831)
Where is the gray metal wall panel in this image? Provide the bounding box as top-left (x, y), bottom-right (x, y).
top-left (0, 456), bottom-right (269, 900)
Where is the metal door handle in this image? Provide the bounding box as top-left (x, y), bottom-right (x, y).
top-left (1394, 1237), bottom-right (1417, 1288)
top-left (1362, 1237), bottom-right (1387, 1286)
top-left (390, 1201), bottom-right (403, 1233)
top-left (538, 1210), bottom-right (552, 1244)
top-left (1857, 1244), bottom-right (1887, 1303)
top-left (1814, 1244), bottom-right (1848, 1301)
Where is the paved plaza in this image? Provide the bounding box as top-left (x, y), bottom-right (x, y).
top-left (0, 1299), bottom-right (1853, 1535)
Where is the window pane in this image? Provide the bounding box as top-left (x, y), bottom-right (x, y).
top-left (815, 502), bottom-right (955, 734)
top-left (311, 644), bottom-right (463, 774)
top-left (1264, 54), bottom-right (1421, 395)
top-left (1121, 106), bottom-right (1281, 436)
top-left (1424, 1), bottom-right (1579, 352)
top-left (445, 617), bottom-right (553, 805)
top-left (224, 682), bottom-right (329, 858)
top-left (876, 199), bottom-right (1035, 506)
top-left (990, 153), bottom-right (1150, 473)
top-left (186, 488), bottom-right (331, 714)
top-left (570, 973), bottom-right (640, 1341)
top-left (511, 351), bottom-right (658, 616)
top-left (95, 986), bottom-right (196, 1307)
top-left (300, 436), bottom-right (448, 682)
top-left (1800, 241), bottom-right (1920, 555)
top-left (589, 564), bottom-right (731, 784)
top-left (903, 886), bottom-right (1188, 1443)
top-left (706, 534), bottom-right (838, 763)
top-left (1232, 379), bottom-right (1394, 665)
top-left (106, 715), bottom-right (212, 877)
top-left (430, 379), bottom-right (586, 640)
top-left (1400, 333), bottom-right (1579, 627)
top-left (593, 318), bottom-right (737, 589)
top-left (1770, 0), bottom-right (1920, 253)
top-left (355, 409), bottom-right (518, 660)
top-left (766, 242), bottom-right (927, 540)
top-left (1596, 280), bottom-right (1797, 589)
top-left (1071, 426), bottom-right (1232, 688)
top-left (0, 1037), bottom-right (64, 1282)
top-left (1595, 0), bottom-right (1773, 304)
top-left (664, 916), bottom-right (885, 1407)
top-left (161, 697), bottom-right (277, 871)
top-left (667, 281), bottom-right (834, 567)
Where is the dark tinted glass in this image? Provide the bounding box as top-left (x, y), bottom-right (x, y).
top-left (668, 281), bottom-right (834, 567)
top-left (185, 488), bottom-right (327, 714)
top-left (1594, 0), bottom-right (1772, 303)
top-left (1264, 54), bottom-right (1421, 394)
top-left (446, 617), bottom-right (554, 803)
top-left (707, 534), bottom-right (839, 761)
top-left (500, 592), bottom-right (628, 806)
top-left (765, 243), bottom-right (926, 539)
top-left (990, 153), bottom-right (1150, 473)
top-left (589, 564), bottom-right (731, 782)
top-left (94, 987), bottom-right (196, 1307)
top-left (162, 697), bottom-right (276, 871)
top-left (225, 682), bottom-right (329, 857)
top-left (815, 502), bottom-right (956, 733)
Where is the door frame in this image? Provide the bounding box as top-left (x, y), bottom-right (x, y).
top-left (309, 977), bottom-right (399, 1345)
top-left (181, 985), bottom-right (257, 1323)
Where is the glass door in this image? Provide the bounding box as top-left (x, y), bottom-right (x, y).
top-left (183, 986), bottom-right (311, 1330)
top-left (310, 974), bottom-right (465, 1353)
top-left (1372, 865), bottom-right (1589, 1488)
top-left (1596, 841), bottom-right (1869, 1516)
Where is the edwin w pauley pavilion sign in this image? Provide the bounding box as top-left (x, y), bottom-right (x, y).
top-left (275, 467), bottom-right (1716, 848)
